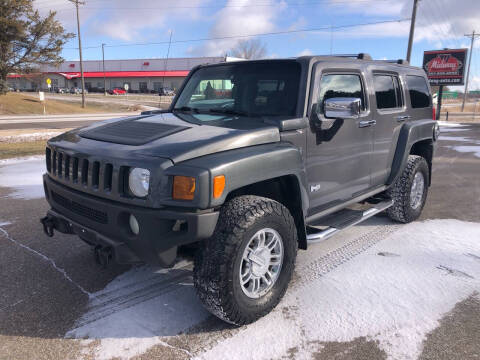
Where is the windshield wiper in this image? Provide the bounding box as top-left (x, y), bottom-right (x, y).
top-left (173, 106), bottom-right (201, 113)
top-left (208, 108), bottom-right (249, 117)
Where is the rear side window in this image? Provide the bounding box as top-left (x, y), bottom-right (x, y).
top-left (374, 74), bottom-right (403, 109)
top-left (318, 74), bottom-right (366, 112)
top-left (407, 75), bottom-right (431, 108)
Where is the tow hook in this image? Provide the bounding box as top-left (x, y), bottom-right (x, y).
top-left (94, 246), bottom-right (113, 268)
top-left (40, 216), bottom-right (55, 237)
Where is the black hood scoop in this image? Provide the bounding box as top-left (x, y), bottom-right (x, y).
top-left (79, 117), bottom-right (189, 145)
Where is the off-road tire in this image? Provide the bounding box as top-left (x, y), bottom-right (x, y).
top-left (193, 195), bottom-right (298, 325)
top-left (386, 155), bottom-right (429, 223)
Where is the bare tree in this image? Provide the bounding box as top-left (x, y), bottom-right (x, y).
top-left (0, 0), bottom-right (74, 94)
top-left (229, 39), bottom-right (267, 59)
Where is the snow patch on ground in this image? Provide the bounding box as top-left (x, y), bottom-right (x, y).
top-left (198, 219), bottom-right (480, 360)
top-left (438, 121), bottom-right (469, 128)
top-left (0, 131), bottom-right (62, 143)
top-left (0, 220), bottom-right (12, 227)
top-left (67, 262), bottom-right (209, 360)
top-left (447, 145), bottom-right (480, 158)
top-left (0, 156), bottom-right (45, 199)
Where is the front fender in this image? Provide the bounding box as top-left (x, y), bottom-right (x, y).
top-left (387, 119), bottom-right (437, 185)
top-left (161, 142), bottom-right (308, 214)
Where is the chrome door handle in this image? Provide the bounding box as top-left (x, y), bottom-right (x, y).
top-left (396, 115), bottom-right (411, 122)
top-left (359, 120), bottom-right (376, 128)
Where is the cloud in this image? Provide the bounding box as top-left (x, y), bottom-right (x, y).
top-left (189, 0), bottom-right (287, 56)
top-left (34, 0), bottom-right (208, 42)
top-left (327, 0), bottom-right (480, 47)
top-left (297, 48), bottom-right (313, 56)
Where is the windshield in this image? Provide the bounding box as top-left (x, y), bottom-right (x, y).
top-left (173, 61), bottom-right (301, 119)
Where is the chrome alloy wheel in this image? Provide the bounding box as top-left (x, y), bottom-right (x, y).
top-left (410, 172), bottom-right (425, 210)
top-left (239, 228), bottom-right (284, 299)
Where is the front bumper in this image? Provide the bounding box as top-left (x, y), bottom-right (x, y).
top-left (43, 174), bottom-right (219, 267)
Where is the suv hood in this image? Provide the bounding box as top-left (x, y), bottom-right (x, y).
top-left (49, 112), bottom-right (281, 163)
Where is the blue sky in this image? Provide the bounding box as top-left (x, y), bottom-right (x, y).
top-left (34, 0), bottom-right (480, 89)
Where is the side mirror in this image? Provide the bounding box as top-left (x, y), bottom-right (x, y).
top-left (324, 97), bottom-right (361, 119)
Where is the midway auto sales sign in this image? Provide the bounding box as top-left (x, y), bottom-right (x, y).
top-left (423, 49), bottom-right (468, 86)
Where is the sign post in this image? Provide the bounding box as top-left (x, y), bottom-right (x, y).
top-left (46, 78), bottom-right (52, 92)
top-left (124, 83), bottom-right (129, 99)
top-left (39, 91), bottom-right (46, 115)
top-left (423, 49), bottom-right (468, 120)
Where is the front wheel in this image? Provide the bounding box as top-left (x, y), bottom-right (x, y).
top-left (387, 155), bottom-right (429, 223)
top-left (193, 195), bottom-right (298, 325)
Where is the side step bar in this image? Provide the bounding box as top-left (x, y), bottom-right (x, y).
top-left (306, 199), bottom-right (394, 244)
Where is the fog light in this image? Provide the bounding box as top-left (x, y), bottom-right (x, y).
top-left (129, 214), bottom-right (140, 235)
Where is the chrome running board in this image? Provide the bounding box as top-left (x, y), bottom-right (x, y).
top-left (306, 199), bottom-right (394, 244)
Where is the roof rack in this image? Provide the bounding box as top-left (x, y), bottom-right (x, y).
top-left (329, 53), bottom-right (373, 60)
top-left (382, 59), bottom-right (410, 65)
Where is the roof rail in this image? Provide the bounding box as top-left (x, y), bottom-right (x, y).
top-left (382, 59), bottom-right (410, 65)
top-left (329, 53), bottom-right (373, 60)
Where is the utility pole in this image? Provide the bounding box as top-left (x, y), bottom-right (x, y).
top-left (69, 0), bottom-right (86, 108)
top-left (102, 43), bottom-right (107, 96)
top-left (406, 0), bottom-right (419, 63)
top-left (461, 30), bottom-right (479, 112)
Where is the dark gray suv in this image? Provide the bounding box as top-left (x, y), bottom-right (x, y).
top-left (41, 54), bottom-right (438, 325)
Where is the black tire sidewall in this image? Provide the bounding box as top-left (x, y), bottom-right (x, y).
top-left (230, 208), bottom-right (296, 319)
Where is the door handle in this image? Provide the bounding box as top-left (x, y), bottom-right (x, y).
top-left (359, 120), bottom-right (376, 128)
top-left (396, 115), bottom-right (411, 122)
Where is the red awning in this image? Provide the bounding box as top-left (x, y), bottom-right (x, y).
top-left (8, 70), bottom-right (190, 80)
top-left (57, 71), bottom-right (190, 79)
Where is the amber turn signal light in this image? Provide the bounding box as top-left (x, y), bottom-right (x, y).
top-left (172, 176), bottom-right (196, 200)
top-left (213, 175), bottom-right (226, 199)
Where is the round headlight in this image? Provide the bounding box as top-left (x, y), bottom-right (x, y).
top-left (128, 168), bottom-right (150, 197)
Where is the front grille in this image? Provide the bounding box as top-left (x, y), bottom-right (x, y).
top-left (46, 147), bottom-right (118, 195)
top-left (51, 191), bottom-right (108, 224)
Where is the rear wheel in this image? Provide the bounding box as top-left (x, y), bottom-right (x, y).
top-left (387, 155), bottom-right (429, 223)
top-left (193, 195), bottom-right (297, 325)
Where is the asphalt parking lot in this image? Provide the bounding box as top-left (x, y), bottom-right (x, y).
top-left (0, 122), bottom-right (479, 360)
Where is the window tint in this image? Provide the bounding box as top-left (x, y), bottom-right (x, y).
top-left (374, 75), bottom-right (399, 109)
top-left (318, 74), bottom-right (365, 112)
top-left (407, 75), bottom-right (431, 108)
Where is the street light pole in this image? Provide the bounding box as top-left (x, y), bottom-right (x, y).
top-left (461, 30), bottom-right (479, 112)
top-left (102, 43), bottom-right (106, 96)
top-left (406, 0), bottom-right (419, 63)
top-left (69, 0), bottom-right (86, 108)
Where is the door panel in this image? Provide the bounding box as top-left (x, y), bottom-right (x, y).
top-left (306, 65), bottom-right (374, 214)
top-left (369, 72), bottom-right (406, 186)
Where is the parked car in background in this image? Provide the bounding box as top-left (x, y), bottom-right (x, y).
top-left (158, 87), bottom-right (175, 96)
top-left (55, 87), bottom-right (68, 94)
top-left (70, 87), bottom-right (88, 95)
top-left (109, 87), bottom-right (127, 95)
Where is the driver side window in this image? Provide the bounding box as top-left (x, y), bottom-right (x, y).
top-left (317, 74), bottom-right (366, 113)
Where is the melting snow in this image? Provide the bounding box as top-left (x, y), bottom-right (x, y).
top-left (447, 145), bottom-right (480, 158)
top-left (70, 220), bottom-right (480, 360)
top-left (199, 219), bottom-right (480, 360)
top-left (0, 156), bottom-right (45, 199)
top-left (67, 262), bottom-right (209, 360)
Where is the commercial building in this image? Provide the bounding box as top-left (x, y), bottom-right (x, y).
top-left (8, 56), bottom-right (238, 93)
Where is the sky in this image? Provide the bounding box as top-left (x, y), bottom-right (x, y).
top-left (33, 0), bottom-right (480, 90)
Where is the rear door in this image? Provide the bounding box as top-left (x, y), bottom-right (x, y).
top-left (306, 62), bottom-right (374, 214)
top-left (369, 70), bottom-right (407, 186)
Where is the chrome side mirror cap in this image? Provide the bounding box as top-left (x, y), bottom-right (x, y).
top-left (324, 97), bottom-right (361, 119)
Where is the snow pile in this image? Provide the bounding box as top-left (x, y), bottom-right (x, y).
top-left (199, 219), bottom-right (480, 360)
top-left (0, 156), bottom-right (45, 199)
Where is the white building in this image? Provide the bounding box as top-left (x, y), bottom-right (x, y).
top-left (8, 56), bottom-right (238, 92)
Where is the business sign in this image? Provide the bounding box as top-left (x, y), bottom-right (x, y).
top-left (423, 49), bottom-right (468, 86)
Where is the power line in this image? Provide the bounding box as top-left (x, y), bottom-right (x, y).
top-left (63, 18), bottom-right (410, 50)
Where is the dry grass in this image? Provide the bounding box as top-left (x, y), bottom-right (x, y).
top-left (0, 92), bottom-right (133, 115)
top-left (0, 140), bottom-right (46, 159)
